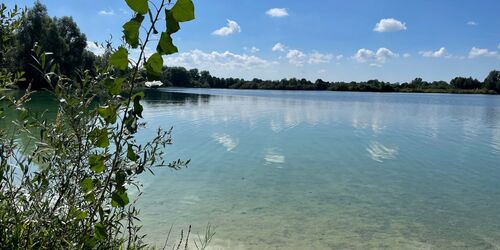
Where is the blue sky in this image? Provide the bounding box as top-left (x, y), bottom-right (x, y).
top-left (5, 0), bottom-right (500, 82)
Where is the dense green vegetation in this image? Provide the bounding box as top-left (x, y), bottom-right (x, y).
top-left (1, 1), bottom-right (216, 249)
top-left (157, 66), bottom-right (500, 94)
top-left (1, 2), bottom-right (99, 89)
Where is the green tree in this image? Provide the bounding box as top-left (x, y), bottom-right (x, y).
top-left (162, 66), bottom-right (193, 87)
top-left (315, 79), bottom-right (328, 90)
top-left (450, 77), bottom-right (482, 90)
top-left (484, 70), bottom-right (500, 92)
top-left (15, 2), bottom-right (90, 89)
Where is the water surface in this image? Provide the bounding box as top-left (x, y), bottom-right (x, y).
top-left (135, 89), bottom-right (500, 249)
top-left (6, 89), bottom-right (500, 249)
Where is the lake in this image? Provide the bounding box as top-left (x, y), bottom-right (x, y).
top-left (134, 88), bottom-right (500, 249)
top-left (3, 88), bottom-right (500, 249)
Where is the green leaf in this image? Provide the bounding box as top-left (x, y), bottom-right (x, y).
top-left (124, 111), bottom-right (138, 134)
top-left (17, 108), bottom-right (28, 121)
top-left (115, 170), bottom-right (126, 187)
top-left (127, 144), bottom-right (139, 161)
top-left (123, 15), bottom-right (144, 49)
top-left (109, 48), bottom-right (128, 70)
top-left (98, 105), bottom-right (118, 124)
top-left (144, 53), bottom-right (163, 80)
top-left (157, 32), bottom-right (178, 55)
top-left (75, 210), bottom-right (87, 220)
top-left (105, 77), bottom-right (126, 95)
top-left (171, 0), bottom-right (195, 22)
top-left (80, 178), bottom-right (94, 192)
top-left (132, 92), bottom-right (144, 118)
top-left (89, 128), bottom-right (109, 148)
top-left (111, 188), bottom-right (130, 207)
top-left (125, 0), bottom-right (148, 15)
top-left (89, 154), bottom-right (105, 173)
top-left (94, 223), bottom-right (107, 241)
top-left (165, 9), bottom-right (180, 34)
top-left (84, 193), bottom-right (96, 203)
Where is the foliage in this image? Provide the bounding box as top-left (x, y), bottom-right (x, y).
top-left (0, 4), bottom-right (25, 88)
top-left (12, 2), bottom-right (96, 89)
top-left (156, 66), bottom-right (500, 94)
top-left (0, 0), bottom-right (198, 249)
top-left (484, 70), bottom-right (500, 92)
top-left (450, 76), bottom-right (482, 90)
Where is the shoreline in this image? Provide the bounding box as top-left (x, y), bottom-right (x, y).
top-left (147, 86), bottom-right (499, 96)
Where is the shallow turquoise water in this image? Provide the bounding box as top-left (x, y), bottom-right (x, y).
top-left (135, 89), bottom-right (500, 249)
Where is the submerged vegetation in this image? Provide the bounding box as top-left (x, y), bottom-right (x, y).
top-left (0, 0), bottom-right (218, 249)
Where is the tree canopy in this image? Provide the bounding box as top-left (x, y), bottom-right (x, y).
top-left (8, 1), bottom-right (95, 88)
top-left (156, 66), bottom-right (500, 94)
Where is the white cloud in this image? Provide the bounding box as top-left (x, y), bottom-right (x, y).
top-left (308, 51), bottom-right (333, 64)
top-left (86, 42), bottom-right (105, 56)
top-left (212, 19), bottom-right (241, 36)
top-left (98, 9), bottom-right (115, 16)
top-left (353, 49), bottom-right (375, 63)
top-left (419, 47), bottom-right (448, 58)
top-left (375, 48), bottom-right (398, 63)
top-left (403, 53), bottom-right (411, 58)
top-left (272, 43), bottom-right (287, 52)
top-left (285, 49), bottom-right (334, 66)
top-left (336, 55), bottom-right (344, 60)
top-left (467, 21), bottom-right (478, 26)
top-left (266, 8), bottom-right (288, 17)
top-left (164, 49), bottom-right (273, 70)
top-left (498, 43), bottom-right (500, 49)
top-left (243, 46), bottom-right (259, 53)
top-left (468, 47), bottom-right (497, 58)
top-left (353, 48), bottom-right (399, 64)
top-left (373, 18), bottom-right (407, 32)
top-left (286, 49), bottom-right (307, 66)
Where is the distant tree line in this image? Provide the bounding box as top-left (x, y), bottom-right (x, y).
top-left (155, 66), bottom-right (500, 94)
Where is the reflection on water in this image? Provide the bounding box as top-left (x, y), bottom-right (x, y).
top-left (136, 88), bottom-right (500, 249)
top-left (366, 141), bottom-right (398, 163)
top-left (212, 133), bottom-right (239, 152)
top-left (6, 88), bottom-right (500, 249)
top-left (264, 148), bottom-right (286, 166)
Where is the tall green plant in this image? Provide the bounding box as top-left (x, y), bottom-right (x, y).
top-left (0, 0), bottom-right (199, 248)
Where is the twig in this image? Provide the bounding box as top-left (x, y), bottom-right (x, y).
top-left (162, 224), bottom-right (174, 250)
top-left (184, 225), bottom-right (191, 250)
top-left (174, 229), bottom-right (183, 250)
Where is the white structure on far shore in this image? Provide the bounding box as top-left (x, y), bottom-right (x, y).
top-left (145, 81), bottom-right (163, 88)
